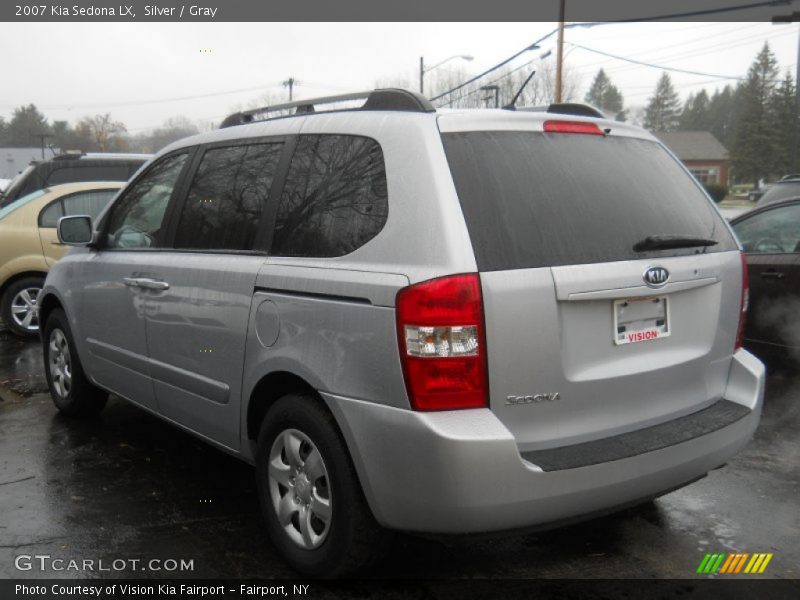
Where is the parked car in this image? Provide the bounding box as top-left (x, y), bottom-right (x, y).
top-left (730, 198), bottom-right (800, 363)
top-left (0, 181), bottom-right (123, 337)
top-left (39, 90), bottom-right (764, 576)
top-left (0, 152), bottom-right (149, 209)
top-left (755, 175), bottom-right (800, 208)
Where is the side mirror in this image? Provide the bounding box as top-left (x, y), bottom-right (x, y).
top-left (57, 215), bottom-right (94, 246)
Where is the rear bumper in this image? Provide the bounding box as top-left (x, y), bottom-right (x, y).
top-left (323, 349), bottom-right (764, 534)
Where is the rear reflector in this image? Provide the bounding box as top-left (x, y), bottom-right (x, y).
top-left (543, 120), bottom-right (604, 135)
top-left (735, 251), bottom-right (749, 350)
top-left (396, 274), bottom-right (488, 411)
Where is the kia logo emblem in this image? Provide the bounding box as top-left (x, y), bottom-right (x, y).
top-left (643, 266), bottom-right (669, 288)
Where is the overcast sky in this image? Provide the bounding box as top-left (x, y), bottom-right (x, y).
top-left (1, 21), bottom-right (797, 131)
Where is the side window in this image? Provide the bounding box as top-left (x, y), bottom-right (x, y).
top-left (39, 202), bottom-right (64, 228)
top-left (105, 153), bottom-right (188, 249)
top-left (39, 190), bottom-right (118, 227)
top-left (174, 143), bottom-right (283, 251)
top-left (64, 189), bottom-right (119, 219)
top-left (733, 204), bottom-right (800, 254)
top-left (271, 135), bottom-right (388, 257)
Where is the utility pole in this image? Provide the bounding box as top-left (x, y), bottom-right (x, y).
top-left (31, 133), bottom-right (51, 160)
top-left (419, 57), bottom-right (424, 94)
top-left (555, 0), bottom-right (566, 103)
top-left (282, 77), bottom-right (297, 101)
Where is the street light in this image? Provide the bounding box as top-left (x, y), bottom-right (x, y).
top-left (420, 54), bottom-right (474, 95)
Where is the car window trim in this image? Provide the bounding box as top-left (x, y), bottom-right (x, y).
top-left (98, 148), bottom-right (196, 252)
top-left (164, 135), bottom-right (294, 255)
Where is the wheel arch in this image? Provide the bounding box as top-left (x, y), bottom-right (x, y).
top-left (0, 270), bottom-right (48, 299)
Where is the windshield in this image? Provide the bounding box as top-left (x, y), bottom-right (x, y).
top-left (0, 165), bottom-right (36, 206)
top-left (441, 131), bottom-right (738, 271)
top-left (0, 189), bottom-right (47, 221)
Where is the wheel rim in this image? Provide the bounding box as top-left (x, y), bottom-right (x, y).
top-left (10, 286), bottom-right (41, 331)
top-left (48, 328), bottom-right (72, 399)
top-left (268, 428), bottom-right (332, 550)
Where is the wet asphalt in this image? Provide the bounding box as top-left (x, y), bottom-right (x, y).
top-left (0, 323), bottom-right (798, 581)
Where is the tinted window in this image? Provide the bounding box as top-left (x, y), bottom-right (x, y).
top-left (174, 143), bottom-right (282, 251)
top-left (442, 131), bottom-right (738, 271)
top-left (272, 135), bottom-right (388, 257)
top-left (105, 153), bottom-right (188, 249)
top-left (47, 165), bottom-right (133, 186)
top-left (732, 203), bottom-right (800, 254)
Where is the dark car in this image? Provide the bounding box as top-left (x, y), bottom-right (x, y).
top-left (755, 176), bottom-right (800, 208)
top-left (731, 199), bottom-right (800, 363)
top-left (0, 152), bottom-right (150, 208)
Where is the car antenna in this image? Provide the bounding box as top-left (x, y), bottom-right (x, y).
top-left (503, 70), bottom-right (536, 110)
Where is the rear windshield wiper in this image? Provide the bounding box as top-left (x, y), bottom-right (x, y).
top-left (632, 234), bottom-right (719, 253)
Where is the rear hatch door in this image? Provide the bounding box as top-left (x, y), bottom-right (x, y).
top-left (439, 118), bottom-right (742, 451)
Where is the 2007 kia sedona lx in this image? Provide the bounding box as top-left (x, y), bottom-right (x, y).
top-left (39, 89), bottom-right (764, 576)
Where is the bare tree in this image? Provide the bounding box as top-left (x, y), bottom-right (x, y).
top-left (75, 114), bottom-right (128, 152)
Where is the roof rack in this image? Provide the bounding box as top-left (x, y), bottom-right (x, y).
top-left (515, 103), bottom-right (606, 119)
top-left (220, 88), bottom-right (435, 128)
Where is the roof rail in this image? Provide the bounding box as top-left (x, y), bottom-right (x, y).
top-left (515, 103), bottom-right (606, 119)
top-left (220, 88), bottom-right (435, 128)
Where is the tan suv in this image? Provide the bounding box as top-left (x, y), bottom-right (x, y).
top-left (0, 181), bottom-right (122, 337)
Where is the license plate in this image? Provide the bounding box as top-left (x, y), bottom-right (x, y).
top-left (613, 296), bottom-right (669, 345)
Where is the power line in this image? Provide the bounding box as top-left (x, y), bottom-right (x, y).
top-left (431, 27), bottom-right (558, 102)
top-left (437, 59), bottom-right (538, 107)
top-left (574, 26), bottom-right (798, 78)
top-left (567, 42), bottom-right (747, 80)
top-left (613, 0), bottom-right (799, 22)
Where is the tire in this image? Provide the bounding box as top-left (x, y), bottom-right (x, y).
top-left (42, 308), bottom-right (108, 417)
top-left (256, 394), bottom-right (386, 576)
top-left (1, 276), bottom-right (45, 338)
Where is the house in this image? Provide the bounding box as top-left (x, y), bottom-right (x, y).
top-left (654, 131), bottom-right (729, 186)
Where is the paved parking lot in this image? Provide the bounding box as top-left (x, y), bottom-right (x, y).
top-left (0, 324), bottom-right (798, 580)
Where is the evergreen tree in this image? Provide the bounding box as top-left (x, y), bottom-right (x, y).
top-left (5, 104), bottom-right (51, 147)
top-left (644, 73), bottom-right (681, 131)
top-left (731, 43), bottom-right (780, 186)
top-left (707, 85), bottom-right (737, 148)
top-left (585, 68), bottom-right (626, 121)
top-left (768, 71), bottom-right (796, 176)
top-left (679, 89), bottom-right (711, 130)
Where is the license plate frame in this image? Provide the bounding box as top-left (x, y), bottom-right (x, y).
top-left (613, 296), bottom-right (670, 346)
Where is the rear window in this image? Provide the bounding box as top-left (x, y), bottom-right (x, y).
top-left (442, 131), bottom-right (738, 271)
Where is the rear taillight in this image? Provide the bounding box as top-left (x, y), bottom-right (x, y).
top-left (735, 251), bottom-right (749, 350)
top-left (543, 120), bottom-right (604, 135)
top-left (395, 274), bottom-right (488, 411)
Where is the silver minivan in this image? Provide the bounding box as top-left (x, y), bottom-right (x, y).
top-left (40, 89), bottom-right (764, 576)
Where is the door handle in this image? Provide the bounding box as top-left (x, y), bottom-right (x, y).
top-left (122, 277), bottom-right (169, 290)
top-left (138, 279), bottom-right (169, 291)
top-left (759, 271), bottom-right (785, 280)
